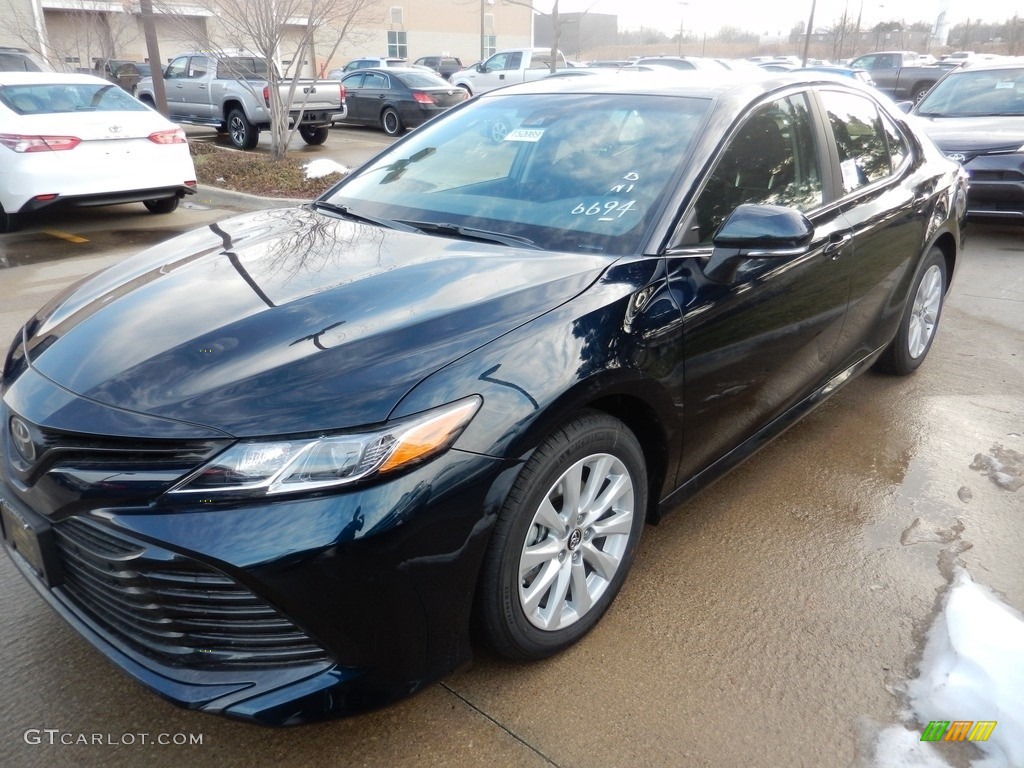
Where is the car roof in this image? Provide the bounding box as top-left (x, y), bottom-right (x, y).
top-left (0, 71), bottom-right (112, 86)
top-left (953, 56), bottom-right (1024, 72)
top-left (346, 66), bottom-right (444, 76)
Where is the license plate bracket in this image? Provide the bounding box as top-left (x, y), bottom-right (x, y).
top-left (0, 496), bottom-right (63, 587)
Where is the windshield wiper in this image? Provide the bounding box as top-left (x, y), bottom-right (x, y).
top-left (311, 201), bottom-right (417, 232)
top-left (397, 220), bottom-right (541, 250)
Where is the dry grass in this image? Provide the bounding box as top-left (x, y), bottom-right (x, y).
top-left (189, 141), bottom-right (345, 199)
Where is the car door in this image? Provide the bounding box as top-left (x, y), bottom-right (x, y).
top-left (356, 72), bottom-right (390, 125)
top-left (162, 56), bottom-right (189, 114)
top-left (176, 56), bottom-right (212, 118)
top-left (341, 73), bottom-right (366, 123)
top-left (666, 91), bottom-right (856, 484)
top-left (816, 88), bottom-right (931, 371)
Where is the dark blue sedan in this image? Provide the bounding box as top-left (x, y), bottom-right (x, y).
top-left (0, 71), bottom-right (967, 724)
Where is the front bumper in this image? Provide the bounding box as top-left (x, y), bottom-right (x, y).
top-left (1, 401), bottom-right (509, 724)
top-left (962, 152), bottom-right (1024, 218)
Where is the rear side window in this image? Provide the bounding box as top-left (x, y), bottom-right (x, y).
top-left (821, 90), bottom-right (898, 193)
top-left (216, 58), bottom-right (270, 79)
top-left (0, 52), bottom-right (43, 72)
top-left (0, 83), bottom-right (147, 114)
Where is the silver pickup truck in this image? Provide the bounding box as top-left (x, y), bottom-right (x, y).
top-left (137, 53), bottom-right (343, 149)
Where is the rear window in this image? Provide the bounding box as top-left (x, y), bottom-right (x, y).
top-left (0, 83), bottom-right (148, 115)
top-left (215, 57), bottom-right (271, 79)
top-left (397, 72), bottom-right (450, 88)
top-left (0, 52), bottom-right (43, 72)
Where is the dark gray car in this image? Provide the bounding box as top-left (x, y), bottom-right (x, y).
top-left (913, 59), bottom-right (1024, 219)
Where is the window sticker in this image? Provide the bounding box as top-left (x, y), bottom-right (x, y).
top-left (840, 158), bottom-right (861, 192)
top-left (504, 128), bottom-right (544, 142)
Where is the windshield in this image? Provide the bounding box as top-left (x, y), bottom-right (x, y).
top-left (917, 67), bottom-right (1024, 116)
top-left (323, 92), bottom-right (710, 254)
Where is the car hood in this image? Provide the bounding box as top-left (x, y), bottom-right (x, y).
top-left (912, 114), bottom-right (1024, 152)
top-left (21, 207), bottom-right (609, 436)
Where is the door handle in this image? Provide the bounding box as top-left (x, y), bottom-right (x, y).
top-left (824, 233), bottom-right (852, 260)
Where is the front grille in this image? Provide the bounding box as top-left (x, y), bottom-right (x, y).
top-left (970, 169), bottom-right (1024, 183)
top-left (52, 517), bottom-right (331, 668)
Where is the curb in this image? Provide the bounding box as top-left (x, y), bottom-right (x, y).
top-left (189, 185), bottom-right (310, 211)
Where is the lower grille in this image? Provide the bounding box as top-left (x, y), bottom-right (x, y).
top-left (52, 517), bottom-right (331, 668)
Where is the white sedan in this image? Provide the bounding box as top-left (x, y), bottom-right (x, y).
top-left (0, 71), bottom-right (196, 233)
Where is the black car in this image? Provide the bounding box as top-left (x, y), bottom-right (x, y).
top-left (338, 66), bottom-right (467, 135)
top-left (0, 72), bottom-right (967, 725)
top-left (414, 55), bottom-right (464, 80)
top-left (912, 59), bottom-right (1024, 218)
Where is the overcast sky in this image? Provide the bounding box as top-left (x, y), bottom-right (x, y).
top-left (545, 0), bottom-right (1023, 37)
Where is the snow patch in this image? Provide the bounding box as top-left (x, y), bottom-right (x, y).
top-left (867, 572), bottom-right (1024, 767)
top-left (304, 159), bottom-right (349, 180)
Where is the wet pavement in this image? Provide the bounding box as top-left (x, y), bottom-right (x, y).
top-left (0, 162), bottom-right (1021, 768)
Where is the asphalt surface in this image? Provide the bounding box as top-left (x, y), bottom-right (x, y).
top-left (0, 126), bottom-right (1021, 767)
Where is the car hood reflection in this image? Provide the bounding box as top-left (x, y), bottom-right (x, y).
top-left (23, 207), bottom-right (610, 436)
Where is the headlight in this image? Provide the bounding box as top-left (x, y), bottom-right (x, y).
top-left (169, 396), bottom-right (481, 497)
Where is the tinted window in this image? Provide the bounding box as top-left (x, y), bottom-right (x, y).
top-left (821, 90), bottom-right (892, 193)
top-left (397, 72), bottom-right (449, 88)
top-left (363, 73), bottom-right (388, 89)
top-left (216, 58), bottom-right (270, 78)
top-left (693, 94), bottom-right (823, 242)
top-left (880, 111), bottom-right (908, 172)
top-left (166, 56), bottom-right (188, 80)
top-left (0, 52), bottom-right (42, 72)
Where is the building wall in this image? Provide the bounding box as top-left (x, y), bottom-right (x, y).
top-left (0, 0), bottom-right (532, 75)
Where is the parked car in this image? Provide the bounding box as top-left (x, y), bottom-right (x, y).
top-left (635, 56), bottom-right (728, 71)
top-left (337, 66), bottom-right (467, 135)
top-left (0, 71), bottom-right (195, 232)
top-left (450, 48), bottom-right (569, 95)
top-left (912, 59), bottom-right (1024, 218)
top-left (801, 65), bottom-right (876, 86)
top-left (337, 56), bottom-right (406, 75)
top-left (848, 50), bottom-right (953, 102)
top-left (413, 55), bottom-right (463, 80)
top-left (0, 70), bottom-right (966, 724)
top-left (136, 52), bottom-right (343, 150)
top-left (0, 46), bottom-right (48, 72)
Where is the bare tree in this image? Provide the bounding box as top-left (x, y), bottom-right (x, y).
top-left (156, 0), bottom-right (379, 160)
top-left (502, 0), bottom-right (599, 72)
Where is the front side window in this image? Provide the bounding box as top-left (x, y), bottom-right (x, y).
top-left (165, 56), bottom-right (188, 80)
top-left (387, 31), bottom-right (407, 59)
top-left (821, 90), bottom-right (893, 193)
top-left (326, 93), bottom-right (710, 255)
top-left (693, 93), bottom-right (823, 242)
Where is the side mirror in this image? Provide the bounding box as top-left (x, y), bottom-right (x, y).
top-left (476, 63), bottom-right (486, 73)
top-left (894, 100), bottom-right (914, 113)
top-left (705, 204), bottom-right (814, 283)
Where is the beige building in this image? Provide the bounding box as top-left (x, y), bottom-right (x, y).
top-left (0, 0), bottom-right (533, 76)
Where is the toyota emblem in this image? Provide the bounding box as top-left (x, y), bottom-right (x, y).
top-left (947, 153), bottom-right (967, 163)
top-left (108, 124), bottom-right (123, 134)
top-left (9, 416), bottom-right (36, 463)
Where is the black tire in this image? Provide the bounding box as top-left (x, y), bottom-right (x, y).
top-left (227, 108), bottom-right (259, 150)
top-left (476, 410), bottom-right (647, 660)
top-left (0, 204), bottom-right (20, 234)
top-left (912, 85), bottom-right (932, 103)
top-left (299, 125), bottom-right (330, 145)
top-left (875, 246), bottom-right (947, 375)
top-left (139, 96), bottom-right (155, 110)
top-left (381, 108), bottom-right (404, 137)
top-left (143, 197), bottom-right (179, 214)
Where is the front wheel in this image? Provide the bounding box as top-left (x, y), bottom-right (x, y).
top-left (227, 108), bottom-right (259, 150)
top-left (875, 246), bottom-right (947, 375)
top-left (381, 107), bottom-right (403, 137)
top-left (299, 125), bottom-right (330, 145)
top-left (143, 197), bottom-right (179, 214)
top-left (912, 85), bottom-right (932, 104)
top-left (476, 410), bottom-right (647, 660)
